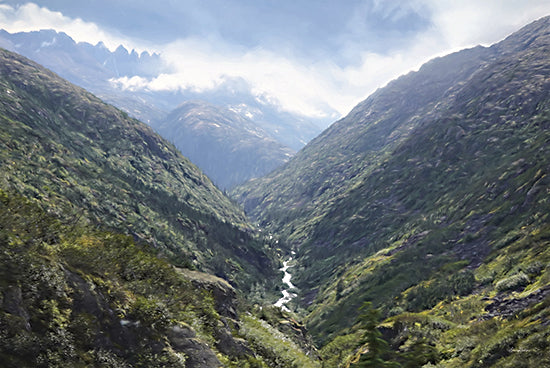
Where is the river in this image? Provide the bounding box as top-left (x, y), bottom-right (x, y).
top-left (274, 252), bottom-right (297, 312)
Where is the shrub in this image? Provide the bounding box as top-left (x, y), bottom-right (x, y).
top-left (405, 270), bottom-right (475, 312)
top-left (495, 272), bottom-right (529, 292)
top-left (522, 261), bottom-right (544, 276)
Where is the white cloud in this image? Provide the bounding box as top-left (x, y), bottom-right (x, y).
top-left (2, 1), bottom-right (550, 120)
top-left (111, 39), bottom-right (345, 118)
top-left (0, 2), bottom-right (141, 51)
top-left (422, 0), bottom-right (550, 49)
top-left (108, 1), bottom-right (550, 119)
top-left (330, 0), bottom-right (550, 114)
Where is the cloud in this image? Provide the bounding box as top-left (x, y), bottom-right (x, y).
top-left (0, 2), bottom-right (140, 51)
top-left (421, 0), bottom-right (550, 49)
top-left (108, 1), bottom-right (550, 119)
top-left (111, 39), bottom-right (343, 118)
top-left (2, 1), bottom-right (550, 120)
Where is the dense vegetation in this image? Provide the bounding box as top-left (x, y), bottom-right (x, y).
top-left (234, 15), bottom-right (550, 366)
top-left (2, 15), bottom-right (550, 368)
top-left (0, 189), bottom-right (324, 367)
top-left (0, 48), bottom-right (326, 366)
top-left (0, 48), bottom-right (280, 293)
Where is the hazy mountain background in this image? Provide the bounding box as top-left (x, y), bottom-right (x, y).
top-left (151, 100), bottom-right (295, 189)
top-left (0, 28), bottom-right (324, 188)
top-left (3, 1), bottom-right (549, 120)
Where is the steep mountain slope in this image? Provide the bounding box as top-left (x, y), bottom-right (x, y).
top-left (233, 45), bottom-right (496, 240)
top-left (0, 47), bottom-right (323, 367)
top-left (152, 101), bottom-right (294, 190)
top-left (234, 15), bottom-right (550, 365)
top-left (0, 47), bottom-right (275, 291)
top-left (0, 186), bottom-right (323, 368)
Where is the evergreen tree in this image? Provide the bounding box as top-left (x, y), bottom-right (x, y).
top-left (352, 302), bottom-right (400, 368)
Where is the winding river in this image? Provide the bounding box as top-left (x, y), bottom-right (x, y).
top-left (274, 252), bottom-right (297, 312)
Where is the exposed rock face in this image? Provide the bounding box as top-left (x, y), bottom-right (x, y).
top-left (484, 286), bottom-right (550, 320)
top-left (167, 325), bottom-right (222, 368)
top-left (67, 269), bottom-right (227, 367)
top-left (2, 286), bottom-right (30, 331)
top-left (177, 268), bottom-right (255, 362)
top-left (177, 268), bottom-right (239, 319)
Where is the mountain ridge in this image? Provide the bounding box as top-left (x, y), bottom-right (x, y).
top-left (0, 47), bottom-right (274, 290)
top-left (233, 43), bottom-right (497, 242)
top-left (152, 100), bottom-right (295, 190)
top-left (0, 28), bottom-right (322, 188)
top-left (233, 15), bottom-right (550, 366)
top-left (0, 46), bottom-right (324, 367)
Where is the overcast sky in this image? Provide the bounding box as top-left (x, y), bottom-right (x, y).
top-left (1, 1), bottom-right (550, 120)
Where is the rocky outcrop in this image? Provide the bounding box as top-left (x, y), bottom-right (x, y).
top-left (176, 268), bottom-right (258, 361)
top-left (484, 286), bottom-right (550, 320)
top-left (177, 268), bottom-right (239, 319)
top-left (167, 324), bottom-right (223, 368)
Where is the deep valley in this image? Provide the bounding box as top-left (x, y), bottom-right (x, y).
top-left (1, 12), bottom-right (550, 368)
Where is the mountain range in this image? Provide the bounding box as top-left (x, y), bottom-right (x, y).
top-left (234, 15), bottom-right (550, 366)
top-left (0, 47), bottom-right (323, 367)
top-left (2, 14), bottom-right (550, 368)
top-left (0, 28), bottom-right (325, 188)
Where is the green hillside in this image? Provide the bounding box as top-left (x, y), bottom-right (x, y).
top-left (0, 48), bottom-right (280, 291)
top-left (0, 48), bottom-right (322, 367)
top-left (3, 13), bottom-right (550, 368)
top-left (234, 16), bottom-right (550, 367)
top-left (233, 44), bottom-right (496, 246)
top-left (0, 189), bottom-right (324, 367)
